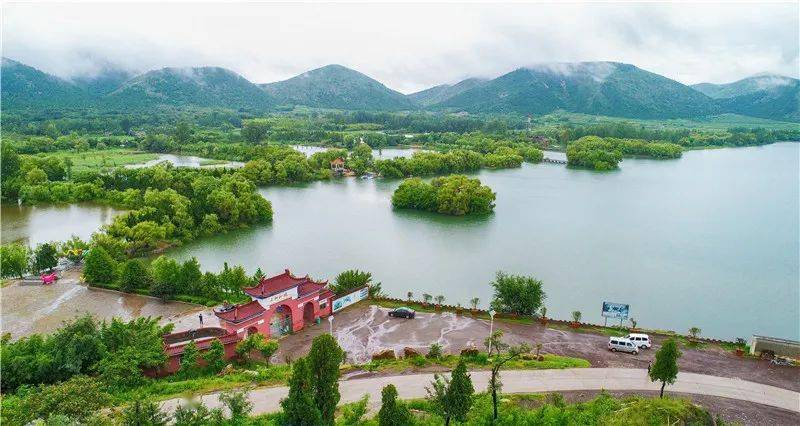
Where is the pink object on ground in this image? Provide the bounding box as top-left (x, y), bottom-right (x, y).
top-left (41, 273), bottom-right (58, 284)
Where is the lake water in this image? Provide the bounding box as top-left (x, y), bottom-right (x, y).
top-left (126, 154), bottom-right (243, 169)
top-left (167, 143), bottom-right (800, 341)
top-left (1, 203), bottom-right (123, 246)
top-left (292, 145), bottom-right (425, 159)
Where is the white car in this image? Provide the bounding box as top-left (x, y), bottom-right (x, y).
top-left (626, 333), bottom-right (652, 349)
top-left (608, 337), bottom-right (639, 354)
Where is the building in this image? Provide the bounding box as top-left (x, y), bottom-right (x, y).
top-left (330, 157), bottom-right (346, 174)
top-left (750, 335), bottom-right (800, 359)
top-left (152, 269), bottom-right (365, 376)
top-left (216, 269), bottom-right (335, 338)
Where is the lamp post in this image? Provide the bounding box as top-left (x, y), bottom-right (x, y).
top-left (488, 309), bottom-right (496, 355)
top-left (328, 315), bottom-right (334, 335)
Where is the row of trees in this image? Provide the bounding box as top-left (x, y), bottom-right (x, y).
top-left (392, 175), bottom-right (496, 216)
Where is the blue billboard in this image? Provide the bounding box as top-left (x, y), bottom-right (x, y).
top-left (601, 302), bottom-right (629, 319)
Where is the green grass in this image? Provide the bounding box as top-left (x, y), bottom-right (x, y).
top-left (347, 352), bottom-right (589, 374)
top-left (26, 149), bottom-right (158, 172)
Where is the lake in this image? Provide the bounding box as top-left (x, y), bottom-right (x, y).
top-left (166, 142), bottom-right (800, 341)
top-left (1, 203), bottom-right (123, 246)
top-left (292, 145), bottom-right (426, 159)
top-left (126, 154), bottom-right (244, 169)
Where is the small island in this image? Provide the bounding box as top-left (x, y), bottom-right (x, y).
top-left (391, 175), bottom-right (496, 216)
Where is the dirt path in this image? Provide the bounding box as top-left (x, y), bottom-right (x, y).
top-left (159, 368), bottom-right (800, 420)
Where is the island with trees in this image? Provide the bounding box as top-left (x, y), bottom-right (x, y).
top-left (391, 175), bottom-right (496, 216)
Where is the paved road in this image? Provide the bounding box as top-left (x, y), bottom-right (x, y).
top-left (160, 368), bottom-right (800, 416)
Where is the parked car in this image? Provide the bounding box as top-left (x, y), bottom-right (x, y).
top-left (608, 337), bottom-right (639, 354)
top-left (388, 307), bottom-right (416, 319)
top-left (625, 333), bottom-right (652, 349)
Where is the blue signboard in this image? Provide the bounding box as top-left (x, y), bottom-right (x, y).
top-left (333, 287), bottom-right (369, 312)
top-left (601, 302), bottom-right (629, 319)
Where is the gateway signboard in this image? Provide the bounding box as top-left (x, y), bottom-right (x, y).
top-left (333, 287), bottom-right (369, 312)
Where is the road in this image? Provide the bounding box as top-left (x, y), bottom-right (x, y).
top-left (160, 368), bottom-right (800, 417)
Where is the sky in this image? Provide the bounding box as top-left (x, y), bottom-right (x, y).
top-left (2, 1), bottom-right (798, 94)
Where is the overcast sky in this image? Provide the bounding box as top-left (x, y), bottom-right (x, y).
top-left (2, 2), bottom-right (798, 93)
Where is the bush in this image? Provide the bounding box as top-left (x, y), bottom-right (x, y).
top-left (82, 246), bottom-right (117, 284)
top-left (392, 175), bottom-right (496, 216)
top-left (428, 343), bottom-right (443, 359)
top-left (489, 271), bottom-right (546, 316)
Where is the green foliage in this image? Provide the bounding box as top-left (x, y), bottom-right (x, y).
top-left (1, 243), bottom-right (30, 278)
top-left (242, 119), bottom-right (271, 144)
top-left (218, 388), bottom-right (253, 422)
top-left (120, 399), bottom-right (169, 426)
top-left (392, 175), bottom-right (495, 216)
top-left (378, 384), bottom-right (412, 426)
top-left (203, 339), bottom-right (227, 374)
top-left (32, 242), bottom-right (59, 273)
top-left (566, 136), bottom-right (624, 170)
top-left (180, 341), bottom-right (200, 377)
top-left (331, 269), bottom-right (372, 295)
top-left (235, 333), bottom-right (279, 364)
top-left (308, 334), bottom-right (345, 425)
top-left (650, 339), bottom-right (682, 397)
top-left (12, 376), bottom-right (111, 424)
top-left (150, 256), bottom-right (181, 300)
top-left (428, 343), bottom-right (443, 359)
top-left (117, 259), bottom-right (152, 292)
top-left (280, 357), bottom-right (322, 425)
top-left (82, 246), bottom-right (118, 284)
top-left (338, 395), bottom-right (369, 426)
top-left (426, 359), bottom-right (475, 425)
top-left (490, 271), bottom-right (546, 316)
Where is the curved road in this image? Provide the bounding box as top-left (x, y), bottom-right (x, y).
top-left (161, 368), bottom-right (800, 415)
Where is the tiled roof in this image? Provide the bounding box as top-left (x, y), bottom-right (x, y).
top-left (213, 300), bottom-right (265, 324)
top-left (243, 269), bottom-right (327, 298)
top-left (165, 330), bottom-right (242, 356)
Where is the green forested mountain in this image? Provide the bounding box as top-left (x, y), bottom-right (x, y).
top-left (107, 66), bottom-right (274, 110)
top-left (72, 68), bottom-right (135, 96)
top-left (434, 62), bottom-right (717, 119)
top-left (692, 74), bottom-right (799, 122)
top-left (260, 64), bottom-right (415, 111)
top-left (1, 57), bottom-right (89, 109)
top-left (408, 78), bottom-right (487, 107)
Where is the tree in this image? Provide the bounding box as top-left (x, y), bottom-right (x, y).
top-left (150, 256), bottom-right (180, 300)
top-left (434, 295), bottom-right (445, 306)
top-left (1, 243), bottom-right (29, 278)
top-left (120, 398), bottom-right (168, 426)
top-left (25, 167), bottom-right (49, 185)
top-left (180, 341), bottom-right (200, 376)
top-left (174, 120), bottom-right (194, 145)
top-left (82, 246), bottom-right (117, 284)
top-left (218, 389), bottom-right (252, 423)
top-left (470, 297), bottom-right (480, 311)
top-left (485, 330), bottom-right (530, 420)
top-left (423, 293), bottom-right (433, 306)
top-left (203, 339), bottom-right (226, 373)
top-left (572, 311), bottom-right (582, 323)
top-left (241, 119), bottom-right (270, 144)
top-left (688, 327), bottom-right (702, 340)
top-left (490, 271), bottom-right (546, 316)
top-left (378, 384), bottom-right (412, 426)
top-left (32, 243), bottom-right (58, 273)
top-left (307, 334), bottom-right (344, 426)
top-left (280, 357), bottom-right (322, 425)
top-left (407, 291), bottom-right (413, 302)
top-left (331, 269), bottom-right (372, 294)
top-left (650, 339), bottom-right (682, 398)
top-left (426, 359), bottom-right (474, 425)
top-left (117, 259), bottom-right (152, 292)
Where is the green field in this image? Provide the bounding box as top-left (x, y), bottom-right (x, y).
top-left (25, 149), bottom-right (158, 172)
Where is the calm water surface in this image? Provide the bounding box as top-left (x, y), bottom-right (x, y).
top-left (292, 145), bottom-right (425, 159)
top-left (126, 154), bottom-right (243, 169)
top-left (1, 203), bottom-right (123, 246)
top-left (168, 143), bottom-right (799, 340)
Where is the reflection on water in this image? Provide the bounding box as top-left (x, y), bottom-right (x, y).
top-left (1, 203), bottom-right (124, 246)
top-left (291, 145), bottom-right (426, 160)
top-left (126, 154), bottom-right (244, 169)
top-left (168, 143), bottom-right (799, 340)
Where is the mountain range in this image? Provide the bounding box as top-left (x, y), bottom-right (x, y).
top-left (2, 57), bottom-right (797, 122)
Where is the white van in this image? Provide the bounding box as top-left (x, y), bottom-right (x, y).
top-left (608, 337), bottom-right (639, 354)
top-left (626, 333), bottom-right (652, 349)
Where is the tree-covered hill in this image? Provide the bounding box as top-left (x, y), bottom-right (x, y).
top-left (1, 57), bottom-right (90, 109)
top-left (408, 78), bottom-right (488, 107)
top-left (107, 66), bottom-right (274, 110)
top-left (434, 62), bottom-right (718, 119)
top-left (260, 64), bottom-right (416, 111)
top-left (692, 74), bottom-right (799, 122)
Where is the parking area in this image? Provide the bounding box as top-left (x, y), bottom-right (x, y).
top-left (274, 303), bottom-right (800, 393)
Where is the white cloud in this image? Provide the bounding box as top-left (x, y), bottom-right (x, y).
top-left (2, 2), bottom-right (797, 93)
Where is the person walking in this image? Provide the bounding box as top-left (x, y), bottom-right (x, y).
top-left (199, 313), bottom-right (204, 326)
